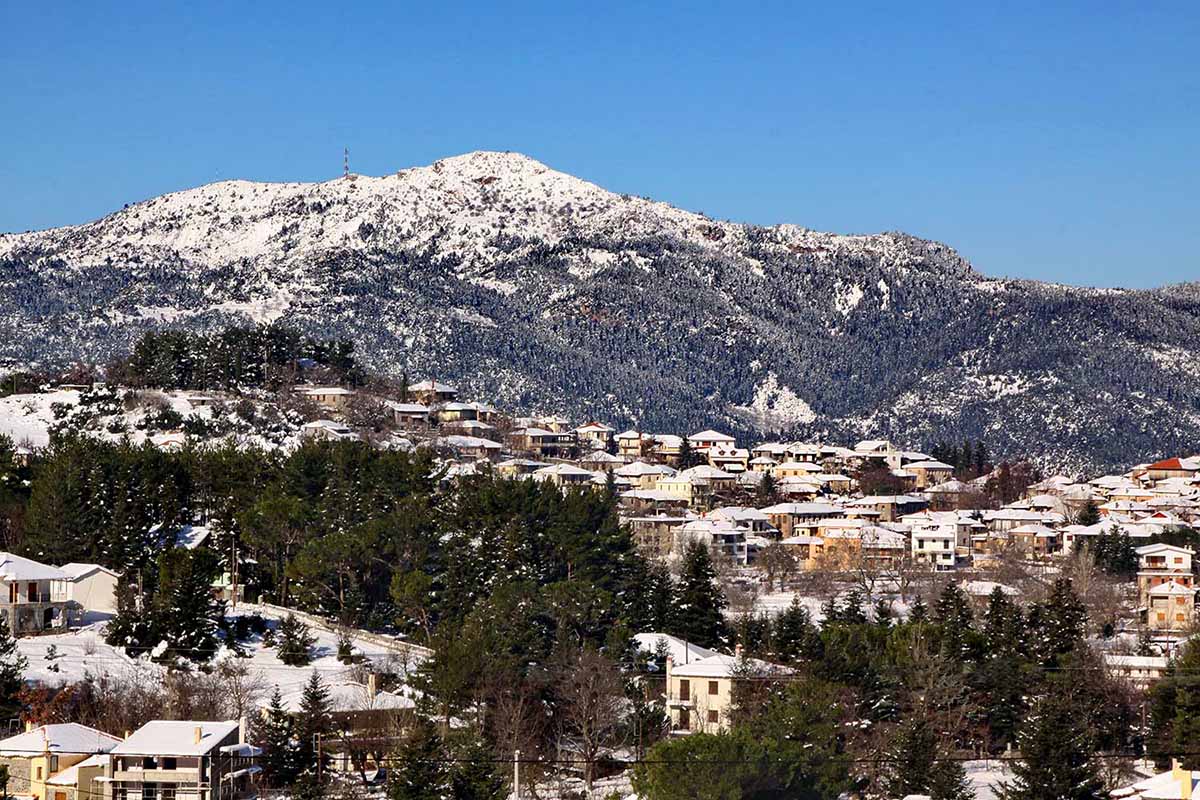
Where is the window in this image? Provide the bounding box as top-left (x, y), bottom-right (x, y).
top-left (36, 766), bottom-right (43, 779)
top-left (163, 757), bottom-right (177, 770)
top-left (679, 708), bottom-right (690, 730)
top-left (708, 681), bottom-right (719, 696)
top-left (1178, 614), bottom-right (1187, 622)
top-left (143, 784), bottom-right (157, 800)
top-left (1158, 612), bottom-right (1166, 621)
top-left (679, 679), bottom-right (690, 701)
top-left (27, 582), bottom-right (37, 602)
top-left (7, 584), bottom-right (15, 603)
top-left (55, 793), bottom-right (67, 800)
top-left (50, 755), bottom-right (58, 772)
top-left (707, 710), bottom-right (719, 724)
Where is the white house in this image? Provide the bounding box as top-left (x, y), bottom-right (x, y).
top-left (55, 563), bottom-right (119, 617)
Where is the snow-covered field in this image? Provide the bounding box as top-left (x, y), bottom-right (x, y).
top-left (18, 604), bottom-right (426, 712)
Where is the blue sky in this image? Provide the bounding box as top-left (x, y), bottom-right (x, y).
top-left (2, 1), bottom-right (1197, 288)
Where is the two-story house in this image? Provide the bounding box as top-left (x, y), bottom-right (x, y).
top-left (0, 722), bottom-right (121, 800)
top-left (664, 647), bottom-right (787, 734)
top-left (0, 553), bottom-right (71, 635)
top-left (101, 720), bottom-right (259, 800)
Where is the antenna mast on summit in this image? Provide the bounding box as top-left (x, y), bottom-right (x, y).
top-left (343, 147), bottom-right (349, 178)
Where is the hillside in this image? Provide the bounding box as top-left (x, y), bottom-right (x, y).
top-left (3, 151), bottom-right (1199, 471)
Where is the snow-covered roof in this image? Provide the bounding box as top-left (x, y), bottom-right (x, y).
top-left (57, 563), bottom-right (118, 581)
top-left (669, 653), bottom-right (788, 679)
top-left (0, 723), bottom-right (120, 757)
top-left (0, 553), bottom-right (67, 582)
top-left (385, 401), bottom-right (429, 414)
top-left (633, 633), bottom-right (718, 666)
top-left (46, 753), bottom-right (108, 785)
top-left (408, 380), bottom-right (457, 393)
top-left (110, 721), bottom-right (239, 757)
top-left (687, 429), bottom-right (735, 443)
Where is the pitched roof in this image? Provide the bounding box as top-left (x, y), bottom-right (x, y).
top-left (0, 723), bottom-right (120, 757)
top-left (0, 553), bottom-right (67, 582)
top-left (110, 721), bottom-right (239, 757)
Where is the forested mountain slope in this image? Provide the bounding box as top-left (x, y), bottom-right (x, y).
top-left (2, 151), bottom-right (1199, 471)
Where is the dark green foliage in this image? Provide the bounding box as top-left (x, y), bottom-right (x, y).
top-left (113, 323), bottom-right (361, 391)
top-left (1076, 499), bottom-right (1101, 526)
top-left (276, 613), bottom-right (317, 666)
top-left (256, 686), bottom-right (300, 787)
top-left (295, 671), bottom-right (334, 776)
top-left (1086, 526), bottom-right (1137, 577)
top-left (389, 722), bottom-right (450, 800)
top-left (668, 541), bottom-right (729, 649)
top-left (999, 685), bottom-right (1106, 800)
top-left (928, 758), bottom-right (974, 800)
top-left (106, 546), bottom-right (225, 662)
top-left (0, 614), bottom-right (27, 719)
top-left (881, 718), bottom-right (938, 799)
top-left (773, 595), bottom-right (822, 663)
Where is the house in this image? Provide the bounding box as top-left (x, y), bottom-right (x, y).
top-left (436, 402), bottom-right (478, 423)
top-left (1112, 761), bottom-right (1200, 800)
top-left (385, 401), bottom-right (430, 431)
top-left (625, 515), bottom-right (692, 556)
top-left (675, 518), bottom-right (749, 564)
top-left (533, 464), bottom-right (597, 488)
top-left (664, 647), bottom-right (787, 733)
top-left (574, 422), bottom-right (615, 451)
top-left (845, 494), bottom-right (928, 522)
top-left (508, 427), bottom-right (575, 458)
top-left (298, 386), bottom-right (354, 411)
top-left (1103, 653), bottom-right (1169, 689)
top-left (494, 458), bottom-right (548, 478)
top-left (434, 435), bottom-right (503, 461)
top-left (300, 419), bottom-right (358, 442)
top-left (100, 720), bottom-right (259, 800)
top-left (615, 461), bottom-right (677, 490)
top-left (0, 722), bottom-right (121, 800)
top-left (54, 563), bottom-right (119, 617)
top-left (650, 434), bottom-right (685, 464)
top-left (1143, 457), bottom-right (1200, 482)
top-left (655, 466), bottom-right (737, 507)
top-left (1144, 580), bottom-right (1196, 631)
top-left (904, 460), bottom-right (955, 489)
top-left (706, 445), bottom-right (749, 473)
top-left (579, 450), bottom-right (624, 472)
top-left (759, 502), bottom-right (844, 538)
top-left (911, 525), bottom-right (958, 570)
top-left (687, 430), bottom-right (736, 453)
top-left (1009, 523), bottom-right (1060, 557)
top-left (0, 553), bottom-right (70, 635)
top-left (773, 461), bottom-right (823, 480)
top-left (616, 430), bottom-right (646, 460)
top-left (1137, 543), bottom-right (1195, 607)
top-left (924, 479), bottom-right (975, 510)
top-left (407, 380), bottom-right (459, 405)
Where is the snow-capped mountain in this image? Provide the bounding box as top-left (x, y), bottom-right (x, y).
top-left (3, 150), bottom-right (1199, 471)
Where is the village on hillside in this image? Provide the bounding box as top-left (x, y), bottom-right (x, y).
top-left (0, 344), bottom-right (1198, 800)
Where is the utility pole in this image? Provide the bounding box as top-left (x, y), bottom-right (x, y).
top-left (230, 535), bottom-right (239, 610)
top-left (513, 749), bottom-right (520, 800)
top-left (343, 147), bottom-right (349, 179)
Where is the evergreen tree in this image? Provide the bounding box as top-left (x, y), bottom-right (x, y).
top-left (999, 688), bottom-right (1105, 800)
top-left (389, 721), bottom-right (450, 800)
top-left (1028, 577), bottom-right (1088, 665)
top-left (881, 718), bottom-right (938, 799)
top-left (0, 614), bottom-right (27, 719)
top-left (774, 595), bottom-right (822, 662)
top-left (934, 583), bottom-right (974, 659)
top-left (928, 757), bottom-right (974, 800)
top-left (277, 613), bottom-right (317, 666)
top-left (447, 731), bottom-right (506, 800)
top-left (670, 541), bottom-right (728, 649)
top-left (295, 671), bottom-right (333, 776)
top-left (909, 595), bottom-right (929, 622)
top-left (257, 686), bottom-right (299, 787)
top-left (1077, 499), bottom-right (1101, 527)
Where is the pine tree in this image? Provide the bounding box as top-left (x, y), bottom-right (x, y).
top-left (774, 595), bottom-right (821, 662)
top-left (295, 671), bottom-right (333, 776)
top-left (448, 731), bottom-right (506, 800)
top-left (257, 686), bottom-right (299, 787)
top-left (0, 614), bottom-right (27, 719)
top-left (389, 721), bottom-right (450, 800)
top-left (928, 757), bottom-right (974, 800)
top-left (1028, 577), bottom-right (1087, 665)
top-left (276, 613), bottom-right (317, 666)
top-left (909, 595), bottom-right (929, 622)
top-left (881, 718), bottom-right (938, 799)
top-left (934, 583), bottom-right (974, 659)
top-left (1077, 499), bottom-right (1101, 527)
top-left (999, 688), bottom-right (1105, 800)
top-left (670, 541), bottom-right (729, 649)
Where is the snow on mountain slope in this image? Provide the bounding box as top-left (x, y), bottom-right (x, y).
top-left (2, 151), bottom-right (1199, 471)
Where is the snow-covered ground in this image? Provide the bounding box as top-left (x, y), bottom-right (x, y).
top-left (0, 389), bottom-right (78, 447)
top-left (18, 604), bottom-right (426, 712)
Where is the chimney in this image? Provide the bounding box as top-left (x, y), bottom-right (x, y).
top-left (193, 726), bottom-right (203, 745)
top-left (24, 720), bottom-right (32, 733)
top-left (239, 716), bottom-right (248, 745)
top-left (735, 643), bottom-right (744, 659)
top-left (367, 672), bottom-right (378, 697)
top-left (665, 655), bottom-right (674, 690)
top-left (124, 730), bottom-right (130, 740)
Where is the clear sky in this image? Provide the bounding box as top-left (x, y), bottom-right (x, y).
top-left (2, 1), bottom-right (1197, 288)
